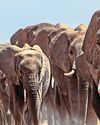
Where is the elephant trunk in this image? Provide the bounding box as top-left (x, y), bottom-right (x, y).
top-left (26, 73), bottom-right (41, 125)
top-left (78, 78), bottom-right (89, 125)
top-left (64, 61), bottom-right (76, 76)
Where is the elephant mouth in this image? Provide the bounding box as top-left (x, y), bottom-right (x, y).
top-left (64, 61), bottom-right (76, 76)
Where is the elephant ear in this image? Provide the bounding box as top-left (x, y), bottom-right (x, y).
top-left (32, 45), bottom-right (43, 53)
top-left (0, 45), bottom-right (21, 85)
top-left (14, 52), bottom-right (23, 83)
top-left (50, 31), bottom-right (70, 72)
top-left (10, 29), bottom-right (23, 45)
top-left (82, 10), bottom-right (100, 63)
top-left (33, 29), bottom-right (49, 56)
top-left (10, 28), bottom-right (28, 47)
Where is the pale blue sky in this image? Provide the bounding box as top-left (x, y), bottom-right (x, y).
top-left (0, 0), bottom-right (100, 43)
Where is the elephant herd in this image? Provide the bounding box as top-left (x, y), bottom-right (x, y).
top-left (0, 10), bottom-right (100, 125)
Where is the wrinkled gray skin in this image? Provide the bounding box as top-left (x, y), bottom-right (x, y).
top-left (64, 32), bottom-right (98, 125)
top-left (0, 44), bottom-right (51, 125)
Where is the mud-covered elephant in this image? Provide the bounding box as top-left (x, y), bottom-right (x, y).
top-left (64, 31), bottom-right (98, 125)
top-left (0, 44), bottom-right (51, 125)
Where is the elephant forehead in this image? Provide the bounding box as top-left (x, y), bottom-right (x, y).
top-left (18, 49), bottom-right (41, 58)
top-left (20, 58), bottom-right (41, 70)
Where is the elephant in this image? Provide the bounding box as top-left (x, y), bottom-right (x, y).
top-left (49, 30), bottom-right (80, 125)
top-left (81, 10), bottom-right (100, 120)
top-left (0, 43), bottom-right (51, 125)
top-left (64, 31), bottom-right (98, 125)
top-left (0, 70), bottom-right (11, 125)
top-left (48, 25), bottom-right (87, 125)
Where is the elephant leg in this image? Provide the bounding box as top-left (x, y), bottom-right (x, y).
top-left (46, 103), bottom-right (54, 125)
top-left (12, 84), bottom-right (24, 125)
top-left (44, 88), bottom-right (55, 125)
top-left (86, 91), bottom-right (98, 125)
top-left (91, 82), bottom-right (100, 121)
top-left (78, 78), bottom-right (89, 125)
top-left (0, 100), bottom-right (7, 125)
top-left (59, 95), bottom-right (70, 125)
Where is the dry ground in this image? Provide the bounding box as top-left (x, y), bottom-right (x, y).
top-left (97, 120), bottom-right (100, 125)
top-left (41, 120), bottom-right (100, 125)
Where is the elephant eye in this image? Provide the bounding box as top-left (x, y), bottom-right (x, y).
top-left (20, 70), bottom-right (23, 75)
top-left (69, 49), bottom-right (73, 55)
top-left (96, 33), bottom-right (100, 46)
top-left (97, 40), bottom-right (100, 46)
top-left (38, 67), bottom-right (41, 74)
top-left (97, 38), bottom-right (100, 51)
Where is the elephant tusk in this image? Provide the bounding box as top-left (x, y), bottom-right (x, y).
top-left (24, 89), bottom-right (27, 103)
top-left (51, 77), bottom-right (54, 88)
top-left (98, 80), bottom-right (100, 94)
top-left (64, 61), bottom-right (76, 76)
top-left (64, 69), bottom-right (75, 76)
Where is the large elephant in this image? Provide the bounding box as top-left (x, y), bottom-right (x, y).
top-left (0, 44), bottom-right (51, 125)
top-left (81, 10), bottom-right (100, 119)
top-left (64, 32), bottom-right (98, 125)
top-left (49, 30), bottom-right (79, 125)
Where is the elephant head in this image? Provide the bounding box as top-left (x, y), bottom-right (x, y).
top-left (64, 32), bottom-right (85, 76)
top-left (14, 44), bottom-right (51, 125)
